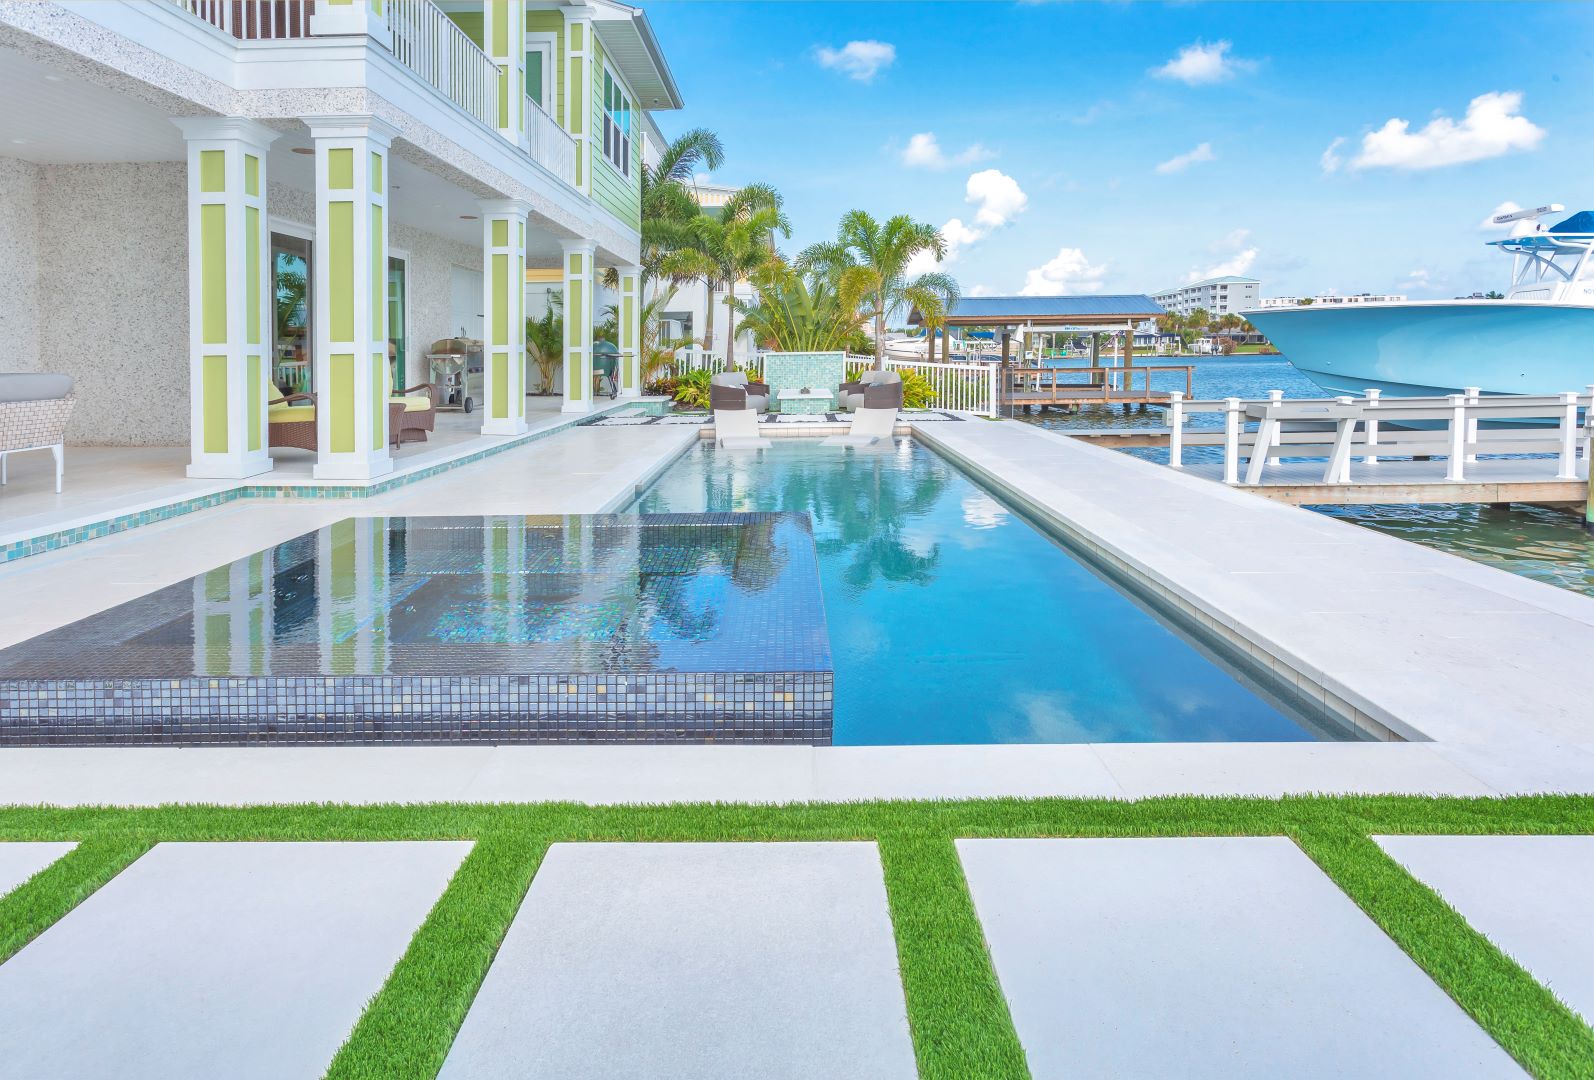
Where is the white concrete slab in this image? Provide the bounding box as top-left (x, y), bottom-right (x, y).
top-left (1092, 741), bottom-right (1497, 798)
top-left (438, 842), bottom-right (916, 1080)
top-left (0, 840), bottom-right (472, 1080)
top-left (0, 841), bottom-right (75, 898)
top-left (1377, 835), bottom-right (1594, 1023)
top-left (958, 837), bottom-right (1522, 1079)
top-left (914, 419), bottom-right (1594, 794)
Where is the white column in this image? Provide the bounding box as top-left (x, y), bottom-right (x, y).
top-left (173, 117), bottom-right (279, 480)
top-left (482, 0), bottom-right (525, 146)
top-left (561, 238), bottom-right (597, 413)
top-left (618, 264), bottom-right (642, 398)
top-left (481, 200), bottom-right (531, 435)
top-left (307, 115), bottom-right (395, 480)
top-left (563, 11), bottom-right (593, 196)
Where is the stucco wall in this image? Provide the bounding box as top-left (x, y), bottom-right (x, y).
top-left (36, 162), bottom-right (188, 445)
top-left (0, 156), bottom-right (43, 375)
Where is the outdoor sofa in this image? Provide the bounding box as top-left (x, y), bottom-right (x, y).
top-left (0, 373), bottom-right (77, 493)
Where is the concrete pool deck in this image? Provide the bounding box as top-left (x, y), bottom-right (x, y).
top-left (0, 416), bottom-right (1589, 802)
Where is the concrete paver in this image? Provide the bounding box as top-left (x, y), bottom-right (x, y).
top-left (958, 836), bottom-right (1523, 1079)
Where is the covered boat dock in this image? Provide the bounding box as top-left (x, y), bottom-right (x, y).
top-left (912, 294), bottom-right (1191, 414)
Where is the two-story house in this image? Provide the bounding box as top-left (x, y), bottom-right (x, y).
top-left (0, 0), bottom-right (681, 482)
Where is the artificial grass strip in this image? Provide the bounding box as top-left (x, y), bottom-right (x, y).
top-left (0, 835), bottom-right (151, 964)
top-left (1297, 827), bottom-right (1594, 1080)
top-left (324, 830), bottom-right (554, 1080)
top-left (0, 796), bottom-right (1590, 1080)
top-left (880, 832), bottom-right (1029, 1080)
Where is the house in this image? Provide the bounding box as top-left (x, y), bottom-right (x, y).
top-left (0, 0), bottom-right (682, 481)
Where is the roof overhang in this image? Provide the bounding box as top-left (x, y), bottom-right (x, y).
top-left (585, 0), bottom-right (684, 111)
top-left (918, 294), bottom-right (1166, 328)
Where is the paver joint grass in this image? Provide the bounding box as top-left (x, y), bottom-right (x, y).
top-left (0, 795), bottom-right (1590, 1080)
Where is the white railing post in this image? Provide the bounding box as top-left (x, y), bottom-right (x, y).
top-left (1167, 391), bottom-right (1184, 468)
top-left (1558, 391), bottom-right (1579, 479)
top-left (1446, 394), bottom-right (1467, 482)
top-left (1334, 396), bottom-right (1355, 482)
top-left (1363, 388), bottom-right (1381, 464)
top-left (985, 362), bottom-right (999, 418)
top-left (1464, 386), bottom-right (1481, 463)
top-left (1223, 397), bottom-right (1241, 485)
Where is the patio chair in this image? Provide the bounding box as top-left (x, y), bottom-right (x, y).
top-left (390, 382), bottom-right (437, 443)
top-left (710, 382), bottom-right (771, 449)
top-left (710, 370), bottom-right (769, 413)
top-left (837, 369), bottom-right (901, 412)
top-left (0, 373), bottom-right (76, 493)
top-left (824, 375), bottom-right (903, 448)
top-left (268, 392), bottom-right (318, 452)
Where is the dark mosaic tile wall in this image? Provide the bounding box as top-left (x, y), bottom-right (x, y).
top-left (0, 514), bottom-right (834, 745)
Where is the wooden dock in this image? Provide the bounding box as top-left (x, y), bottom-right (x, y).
top-left (1000, 364), bottom-right (1193, 411)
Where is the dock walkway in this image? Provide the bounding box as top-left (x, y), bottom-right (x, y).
top-left (911, 417), bottom-right (1594, 794)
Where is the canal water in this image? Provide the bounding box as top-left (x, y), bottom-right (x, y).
top-left (1016, 354), bottom-right (1594, 598)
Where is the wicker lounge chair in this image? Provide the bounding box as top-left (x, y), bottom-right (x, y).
top-left (710, 370), bottom-right (769, 413)
top-left (837, 369), bottom-right (902, 412)
top-left (268, 392), bottom-right (318, 452)
top-left (391, 382), bottom-right (437, 443)
top-left (0, 373), bottom-right (76, 493)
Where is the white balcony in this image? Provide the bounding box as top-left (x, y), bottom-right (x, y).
top-left (169, 0), bottom-right (578, 187)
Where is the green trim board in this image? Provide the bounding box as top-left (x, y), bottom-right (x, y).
top-left (0, 796), bottom-right (1589, 1080)
top-left (199, 204), bottom-right (228, 345)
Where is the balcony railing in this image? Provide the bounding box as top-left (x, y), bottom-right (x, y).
top-left (170, 0), bottom-right (577, 187)
top-left (176, 0), bottom-right (313, 39)
top-left (387, 0), bottom-right (497, 130)
top-left (526, 93), bottom-right (576, 186)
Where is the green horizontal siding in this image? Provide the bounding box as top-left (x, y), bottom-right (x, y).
top-left (589, 34), bottom-right (640, 230)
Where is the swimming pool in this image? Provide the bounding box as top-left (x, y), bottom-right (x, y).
top-left (630, 437), bottom-right (1353, 745)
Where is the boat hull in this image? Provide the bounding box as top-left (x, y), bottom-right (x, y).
top-left (1245, 302), bottom-right (1594, 397)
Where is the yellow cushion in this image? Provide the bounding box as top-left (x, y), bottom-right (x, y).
top-left (390, 395), bottom-right (432, 412)
top-left (268, 403), bottom-right (315, 423)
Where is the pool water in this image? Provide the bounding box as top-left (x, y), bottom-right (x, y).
top-left (630, 438), bottom-right (1345, 745)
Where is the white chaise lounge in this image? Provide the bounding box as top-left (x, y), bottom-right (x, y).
top-left (824, 371), bottom-right (903, 447)
top-left (710, 379), bottom-right (772, 449)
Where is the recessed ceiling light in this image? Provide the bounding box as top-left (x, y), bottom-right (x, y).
top-left (459, 214), bottom-right (478, 220)
top-left (43, 74), bottom-right (65, 82)
top-left (9, 138), bottom-right (28, 145)
top-left (290, 147), bottom-right (314, 155)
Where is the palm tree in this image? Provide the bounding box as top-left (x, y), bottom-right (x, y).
top-left (635, 128), bottom-right (723, 288)
top-left (798, 211), bottom-right (960, 370)
top-left (658, 183), bottom-right (788, 369)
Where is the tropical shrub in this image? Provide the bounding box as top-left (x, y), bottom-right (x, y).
top-left (672, 368), bottom-right (713, 410)
top-left (899, 369), bottom-right (937, 409)
top-left (525, 291), bottom-right (563, 394)
top-left (731, 259), bottom-right (867, 353)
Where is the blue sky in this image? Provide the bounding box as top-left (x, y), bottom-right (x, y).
top-left (646, 1), bottom-right (1594, 300)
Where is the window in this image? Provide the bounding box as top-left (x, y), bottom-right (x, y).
top-left (602, 67), bottom-right (631, 177)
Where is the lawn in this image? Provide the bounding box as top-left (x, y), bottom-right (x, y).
top-left (1, 795), bottom-right (1590, 1079)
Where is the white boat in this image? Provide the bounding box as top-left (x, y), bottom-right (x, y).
top-left (1245, 204), bottom-right (1594, 396)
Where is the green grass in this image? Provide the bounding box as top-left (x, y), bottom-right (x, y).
top-left (1, 795), bottom-right (1591, 1079)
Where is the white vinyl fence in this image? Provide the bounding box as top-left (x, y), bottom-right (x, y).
top-left (877, 358), bottom-right (999, 417)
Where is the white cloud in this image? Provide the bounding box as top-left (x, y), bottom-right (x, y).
top-left (1184, 248), bottom-right (1257, 283)
top-left (1152, 40), bottom-right (1253, 85)
top-left (1215, 228), bottom-right (1251, 250)
top-left (1155, 141), bottom-right (1216, 175)
top-left (1320, 136), bottom-right (1346, 174)
top-left (1480, 201), bottom-right (1522, 229)
top-left (814, 40), bottom-right (896, 82)
top-left (904, 170), bottom-right (1027, 277)
top-left (1020, 247), bottom-right (1108, 296)
top-left (900, 132), bottom-right (994, 170)
top-left (967, 284), bottom-right (992, 297)
top-left (966, 169), bottom-right (1028, 228)
top-left (1347, 91), bottom-right (1545, 171)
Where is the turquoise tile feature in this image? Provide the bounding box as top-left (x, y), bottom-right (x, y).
top-left (763, 352), bottom-right (847, 413)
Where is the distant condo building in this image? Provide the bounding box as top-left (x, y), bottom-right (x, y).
top-left (1256, 292), bottom-right (1407, 308)
top-left (1152, 276), bottom-right (1261, 317)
